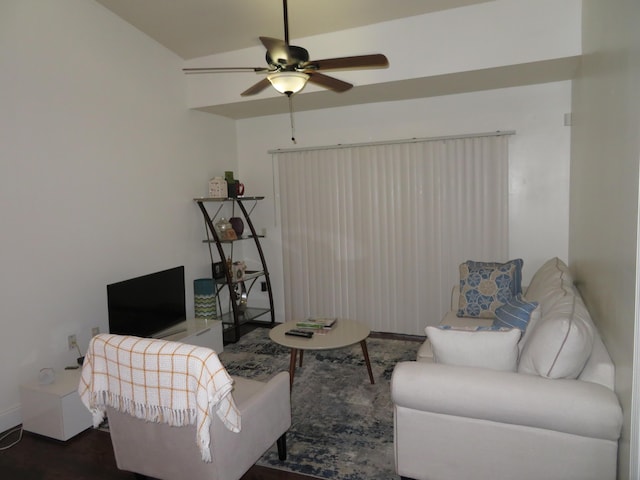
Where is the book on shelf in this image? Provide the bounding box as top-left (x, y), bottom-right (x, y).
top-left (295, 317), bottom-right (338, 330)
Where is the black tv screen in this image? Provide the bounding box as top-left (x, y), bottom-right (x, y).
top-left (107, 266), bottom-right (186, 338)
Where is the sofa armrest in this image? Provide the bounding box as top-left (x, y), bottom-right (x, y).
top-left (391, 361), bottom-right (622, 441)
top-left (450, 285), bottom-right (460, 311)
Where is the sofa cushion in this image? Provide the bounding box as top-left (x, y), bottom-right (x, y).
top-left (440, 311), bottom-right (494, 330)
top-left (457, 262), bottom-right (516, 318)
top-left (426, 326), bottom-right (521, 372)
top-left (492, 295), bottom-right (539, 332)
top-left (465, 259), bottom-right (524, 295)
top-left (441, 306), bottom-right (539, 354)
top-left (518, 293), bottom-right (595, 379)
top-left (525, 257), bottom-right (572, 305)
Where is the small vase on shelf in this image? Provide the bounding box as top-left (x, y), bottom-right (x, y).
top-left (229, 217), bottom-right (244, 236)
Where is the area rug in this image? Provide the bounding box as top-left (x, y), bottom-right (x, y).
top-left (219, 327), bottom-right (420, 480)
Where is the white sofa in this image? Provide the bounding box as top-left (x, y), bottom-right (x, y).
top-left (391, 258), bottom-right (623, 480)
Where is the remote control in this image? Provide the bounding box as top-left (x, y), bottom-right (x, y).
top-left (285, 329), bottom-right (313, 338)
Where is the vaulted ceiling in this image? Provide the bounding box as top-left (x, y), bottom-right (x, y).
top-left (95, 0), bottom-right (581, 118)
top-left (94, 0), bottom-right (493, 59)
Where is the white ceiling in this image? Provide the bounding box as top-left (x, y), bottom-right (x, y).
top-left (94, 0), bottom-right (493, 59)
top-left (94, 0), bottom-right (580, 119)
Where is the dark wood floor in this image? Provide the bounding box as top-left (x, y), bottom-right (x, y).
top-left (0, 426), bottom-right (313, 480)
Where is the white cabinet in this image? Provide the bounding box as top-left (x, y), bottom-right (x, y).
top-left (20, 318), bottom-right (223, 441)
top-left (18, 320), bottom-right (223, 442)
top-left (20, 369), bottom-right (92, 441)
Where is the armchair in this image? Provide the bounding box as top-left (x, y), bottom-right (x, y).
top-left (79, 334), bottom-right (291, 480)
top-left (107, 372), bottom-right (291, 480)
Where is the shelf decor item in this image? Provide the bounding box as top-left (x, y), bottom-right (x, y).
top-left (208, 177), bottom-right (227, 198)
top-left (232, 261), bottom-right (247, 282)
top-left (229, 217), bottom-right (245, 236)
top-left (194, 278), bottom-right (217, 319)
top-left (224, 171), bottom-right (245, 198)
top-left (215, 217), bottom-right (237, 240)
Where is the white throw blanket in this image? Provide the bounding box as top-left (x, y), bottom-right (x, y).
top-left (78, 333), bottom-right (240, 462)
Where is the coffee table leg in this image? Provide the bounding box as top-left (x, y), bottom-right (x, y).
top-left (360, 340), bottom-right (375, 384)
top-left (299, 350), bottom-right (304, 367)
top-left (288, 348), bottom-right (298, 389)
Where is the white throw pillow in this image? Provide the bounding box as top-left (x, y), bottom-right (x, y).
top-left (518, 294), bottom-right (595, 379)
top-left (425, 326), bottom-right (521, 372)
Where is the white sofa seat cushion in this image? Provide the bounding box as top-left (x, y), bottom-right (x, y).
top-left (440, 311), bottom-right (494, 329)
top-left (426, 326), bottom-right (521, 372)
top-left (519, 293), bottom-right (595, 379)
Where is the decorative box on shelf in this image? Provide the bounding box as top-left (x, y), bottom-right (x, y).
top-left (208, 177), bottom-right (227, 198)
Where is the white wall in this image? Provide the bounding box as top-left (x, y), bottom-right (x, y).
top-left (569, 1), bottom-right (640, 478)
top-left (0, 0), bottom-right (236, 432)
top-left (237, 80), bottom-right (572, 330)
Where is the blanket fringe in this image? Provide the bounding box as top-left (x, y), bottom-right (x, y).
top-left (90, 391), bottom-right (197, 427)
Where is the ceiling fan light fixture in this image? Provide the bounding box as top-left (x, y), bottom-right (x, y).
top-left (267, 71), bottom-right (309, 95)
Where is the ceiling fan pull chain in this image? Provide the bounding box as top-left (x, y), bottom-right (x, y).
top-left (288, 94), bottom-right (296, 144)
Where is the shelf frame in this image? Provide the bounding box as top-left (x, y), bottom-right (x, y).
top-left (195, 197), bottom-right (275, 342)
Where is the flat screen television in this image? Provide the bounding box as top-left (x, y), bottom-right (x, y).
top-left (107, 266), bottom-right (186, 338)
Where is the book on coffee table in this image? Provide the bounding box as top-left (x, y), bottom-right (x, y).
top-left (296, 317), bottom-right (338, 330)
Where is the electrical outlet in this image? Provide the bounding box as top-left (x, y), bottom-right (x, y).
top-left (91, 327), bottom-right (100, 337)
top-left (68, 334), bottom-right (77, 351)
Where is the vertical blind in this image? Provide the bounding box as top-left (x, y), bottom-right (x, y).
top-left (275, 133), bottom-right (510, 335)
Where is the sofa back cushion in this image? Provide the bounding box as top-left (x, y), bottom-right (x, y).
top-left (518, 292), bottom-right (595, 379)
top-left (525, 257), bottom-right (572, 307)
top-left (578, 334), bottom-right (616, 389)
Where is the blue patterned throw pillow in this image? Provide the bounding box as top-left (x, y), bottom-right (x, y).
top-left (492, 295), bottom-right (539, 332)
top-left (457, 262), bottom-right (517, 318)
top-left (465, 259), bottom-right (524, 296)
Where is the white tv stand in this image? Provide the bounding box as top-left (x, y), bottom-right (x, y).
top-left (152, 318), bottom-right (224, 353)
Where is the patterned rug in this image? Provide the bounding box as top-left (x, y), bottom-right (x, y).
top-left (219, 327), bottom-right (420, 480)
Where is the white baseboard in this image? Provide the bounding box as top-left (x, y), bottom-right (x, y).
top-left (0, 404), bottom-right (22, 434)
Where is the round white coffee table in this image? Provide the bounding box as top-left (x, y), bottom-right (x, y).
top-left (269, 319), bottom-right (375, 389)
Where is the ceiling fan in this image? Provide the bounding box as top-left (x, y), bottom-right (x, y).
top-left (183, 0), bottom-right (389, 98)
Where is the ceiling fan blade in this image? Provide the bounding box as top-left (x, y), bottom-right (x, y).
top-left (259, 36), bottom-right (292, 66)
top-left (183, 66), bottom-right (269, 74)
top-left (307, 72), bottom-right (353, 93)
top-left (241, 77), bottom-right (272, 96)
top-left (303, 54), bottom-right (389, 71)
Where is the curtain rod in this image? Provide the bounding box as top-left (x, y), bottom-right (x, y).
top-left (268, 130), bottom-right (515, 154)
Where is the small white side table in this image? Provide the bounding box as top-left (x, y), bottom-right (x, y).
top-left (20, 368), bottom-right (92, 441)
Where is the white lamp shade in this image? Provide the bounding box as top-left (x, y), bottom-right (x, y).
top-left (267, 71), bottom-right (309, 94)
